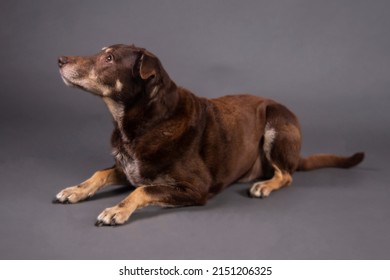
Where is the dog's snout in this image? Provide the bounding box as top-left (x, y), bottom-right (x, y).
top-left (58, 56), bottom-right (68, 68)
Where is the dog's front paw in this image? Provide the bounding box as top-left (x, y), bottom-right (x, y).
top-left (95, 205), bottom-right (134, 226)
top-left (55, 186), bottom-right (91, 203)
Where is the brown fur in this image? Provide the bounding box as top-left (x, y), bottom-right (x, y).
top-left (55, 44), bottom-right (364, 226)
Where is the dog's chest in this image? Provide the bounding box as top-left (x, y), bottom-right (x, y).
top-left (112, 147), bottom-right (144, 186)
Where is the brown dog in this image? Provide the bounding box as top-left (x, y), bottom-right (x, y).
top-left (56, 44), bottom-right (364, 226)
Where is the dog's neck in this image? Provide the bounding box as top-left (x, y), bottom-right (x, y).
top-left (102, 97), bottom-right (124, 124)
top-left (102, 82), bottom-right (180, 141)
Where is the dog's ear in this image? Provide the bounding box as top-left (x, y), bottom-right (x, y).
top-left (139, 51), bottom-right (159, 80)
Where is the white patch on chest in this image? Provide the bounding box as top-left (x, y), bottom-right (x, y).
top-left (263, 123), bottom-right (277, 161)
top-left (112, 148), bottom-right (142, 186)
top-left (112, 147), bottom-right (175, 187)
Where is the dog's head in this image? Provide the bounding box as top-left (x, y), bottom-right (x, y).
top-left (58, 44), bottom-right (173, 103)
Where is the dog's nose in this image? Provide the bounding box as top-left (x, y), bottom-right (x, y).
top-left (58, 56), bottom-right (68, 68)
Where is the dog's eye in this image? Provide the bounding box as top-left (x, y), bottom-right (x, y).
top-left (105, 54), bottom-right (114, 63)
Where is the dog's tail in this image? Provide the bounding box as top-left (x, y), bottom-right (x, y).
top-left (297, 152), bottom-right (365, 171)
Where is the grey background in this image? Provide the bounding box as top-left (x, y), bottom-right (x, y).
top-left (0, 0), bottom-right (389, 259)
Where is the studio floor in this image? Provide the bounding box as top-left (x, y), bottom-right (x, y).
top-left (1, 115), bottom-right (389, 259)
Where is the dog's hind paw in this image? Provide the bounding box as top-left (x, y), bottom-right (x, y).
top-left (248, 182), bottom-right (272, 198)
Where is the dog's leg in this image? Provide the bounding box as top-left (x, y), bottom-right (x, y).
top-left (250, 103), bottom-right (301, 198)
top-left (96, 184), bottom-right (207, 226)
top-left (248, 124), bottom-right (299, 198)
top-left (56, 166), bottom-right (128, 203)
top-left (249, 164), bottom-right (292, 198)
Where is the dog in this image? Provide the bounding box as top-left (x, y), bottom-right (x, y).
top-left (56, 44), bottom-right (364, 226)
